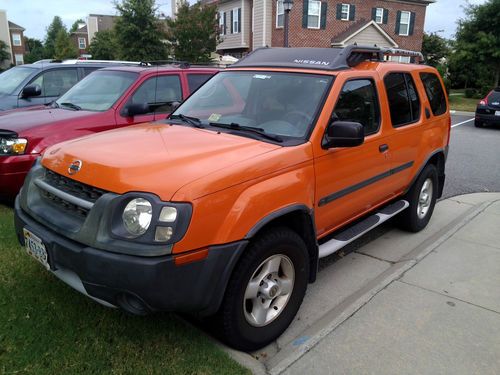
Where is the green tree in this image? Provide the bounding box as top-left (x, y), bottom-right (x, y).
top-left (166, 1), bottom-right (219, 63)
top-left (88, 30), bottom-right (118, 60)
top-left (422, 32), bottom-right (450, 68)
top-left (70, 18), bottom-right (85, 32)
top-left (0, 40), bottom-right (10, 63)
top-left (54, 29), bottom-right (78, 60)
top-left (24, 37), bottom-right (46, 63)
top-left (44, 16), bottom-right (66, 58)
top-left (114, 0), bottom-right (169, 61)
top-left (450, 0), bottom-right (500, 90)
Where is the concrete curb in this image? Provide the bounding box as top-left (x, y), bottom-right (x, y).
top-left (450, 110), bottom-right (475, 116)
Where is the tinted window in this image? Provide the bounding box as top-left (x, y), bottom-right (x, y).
top-left (0, 67), bottom-right (35, 95)
top-left (131, 75), bottom-right (182, 114)
top-left (384, 73), bottom-right (420, 127)
top-left (420, 73), bottom-right (447, 116)
top-left (488, 90), bottom-right (500, 102)
top-left (187, 74), bottom-right (213, 92)
top-left (31, 69), bottom-right (78, 97)
top-left (83, 67), bottom-right (100, 77)
top-left (333, 79), bottom-right (380, 135)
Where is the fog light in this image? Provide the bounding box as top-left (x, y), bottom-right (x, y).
top-left (159, 206), bottom-right (177, 222)
top-left (155, 226), bottom-right (173, 242)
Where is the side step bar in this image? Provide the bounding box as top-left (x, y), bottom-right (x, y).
top-left (318, 200), bottom-right (409, 259)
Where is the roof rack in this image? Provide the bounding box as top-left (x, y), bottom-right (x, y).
top-left (230, 45), bottom-right (424, 71)
top-left (63, 59), bottom-right (141, 65)
top-left (140, 59), bottom-right (192, 68)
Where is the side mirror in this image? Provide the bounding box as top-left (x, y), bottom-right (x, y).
top-left (21, 84), bottom-right (42, 99)
top-left (122, 102), bottom-right (151, 117)
top-left (322, 120), bottom-right (365, 149)
top-left (169, 101), bottom-right (181, 112)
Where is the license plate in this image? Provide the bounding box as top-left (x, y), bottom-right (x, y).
top-left (23, 228), bottom-right (50, 270)
top-left (495, 111), bottom-right (500, 116)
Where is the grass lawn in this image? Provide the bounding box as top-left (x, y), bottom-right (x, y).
top-left (0, 205), bottom-right (249, 375)
top-left (448, 90), bottom-right (478, 112)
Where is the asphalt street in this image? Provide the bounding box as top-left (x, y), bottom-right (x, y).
top-left (445, 113), bottom-right (500, 198)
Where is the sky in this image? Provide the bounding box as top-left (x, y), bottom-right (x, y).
top-left (0, 0), bottom-right (490, 41)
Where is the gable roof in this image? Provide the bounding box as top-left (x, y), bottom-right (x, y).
top-left (331, 20), bottom-right (398, 48)
top-left (8, 21), bottom-right (25, 31)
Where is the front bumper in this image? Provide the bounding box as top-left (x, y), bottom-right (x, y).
top-left (0, 154), bottom-right (38, 199)
top-left (15, 197), bottom-right (247, 316)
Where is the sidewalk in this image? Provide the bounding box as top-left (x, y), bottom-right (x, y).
top-left (226, 193), bottom-right (500, 375)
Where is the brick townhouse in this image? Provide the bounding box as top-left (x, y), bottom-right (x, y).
top-left (210, 0), bottom-right (434, 60)
top-left (0, 10), bottom-right (26, 67)
top-left (69, 14), bottom-right (118, 58)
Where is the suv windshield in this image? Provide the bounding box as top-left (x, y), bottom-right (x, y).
top-left (56, 70), bottom-right (138, 111)
top-left (0, 67), bottom-right (35, 95)
top-left (172, 71), bottom-right (333, 139)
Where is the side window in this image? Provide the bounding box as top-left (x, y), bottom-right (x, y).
top-left (130, 75), bottom-right (182, 114)
top-left (83, 67), bottom-right (100, 78)
top-left (187, 74), bottom-right (213, 93)
top-left (420, 72), bottom-right (447, 116)
top-left (30, 69), bottom-right (78, 97)
top-left (384, 72), bottom-right (420, 127)
top-left (333, 79), bottom-right (380, 135)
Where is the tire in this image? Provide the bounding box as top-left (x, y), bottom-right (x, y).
top-left (216, 227), bottom-right (309, 351)
top-left (474, 120), bottom-right (484, 128)
top-left (398, 164), bottom-right (438, 233)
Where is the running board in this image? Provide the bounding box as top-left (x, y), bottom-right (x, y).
top-left (318, 200), bottom-right (409, 259)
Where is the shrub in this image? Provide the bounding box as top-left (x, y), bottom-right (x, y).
top-left (464, 88), bottom-right (477, 98)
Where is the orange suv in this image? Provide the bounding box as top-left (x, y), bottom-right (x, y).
top-left (14, 46), bottom-right (450, 351)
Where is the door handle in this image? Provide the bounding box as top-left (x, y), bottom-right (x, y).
top-left (379, 144), bottom-right (389, 153)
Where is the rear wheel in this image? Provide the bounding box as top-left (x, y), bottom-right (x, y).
top-left (474, 120), bottom-right (484, 128)
top-left (398, 164), bottom-right (438, 232)
top-left (217, 227), bottom-right (309, 351)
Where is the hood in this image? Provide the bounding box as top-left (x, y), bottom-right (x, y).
top-left (0, 107), bottom-right (96, 134)
top-left (42, 123), bottom-right (282, 201)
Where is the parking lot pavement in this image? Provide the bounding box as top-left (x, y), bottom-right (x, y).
top-left (226, 193), bottom-right (500, 375)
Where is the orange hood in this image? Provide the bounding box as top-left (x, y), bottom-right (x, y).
top-left (42, 123), bottom-right (281, 201)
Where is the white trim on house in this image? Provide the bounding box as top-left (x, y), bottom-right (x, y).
top-left (331, 20), bottom-right (399, 48)
top-left (375, 8), bottom-right (384, 24)
top-left (399, 10), bottom-right (411, 36)
top-left (276, 0), bottom-right (284, 28)
top-left (340, 3), bottom-right (350, 21)
top-left (12, 32), bottom-right (21, 46)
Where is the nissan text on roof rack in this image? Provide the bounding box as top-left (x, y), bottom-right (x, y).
top-left (14, 45), bottom-right (450, 351)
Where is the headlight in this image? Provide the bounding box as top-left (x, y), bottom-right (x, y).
top-left (0, 137), bottom-right (28, 155)
top-left (122, 198), bottom-right (153, 236)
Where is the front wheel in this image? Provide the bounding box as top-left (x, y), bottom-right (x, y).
top-left (398, 164), bottom-right (438, 232)
top-left (217, 227), bottom-right (309, 351)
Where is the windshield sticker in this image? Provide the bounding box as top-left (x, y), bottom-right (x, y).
top-left (253, 74), bottom-right (271, 80)
top-left (208, 113), bottom-right (222, 122)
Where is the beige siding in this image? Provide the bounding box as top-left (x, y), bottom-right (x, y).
top-left (252, 0), bottom-right (272, 50)
top-left (0, 11), bottom-right (12, 67)
top-left (217, 0), bottom-right (251, 50)
top-left (344, 25), bottom-right (397, 48)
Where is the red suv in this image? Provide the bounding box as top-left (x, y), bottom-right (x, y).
top-left (0, 65), bottom-right (218, 200)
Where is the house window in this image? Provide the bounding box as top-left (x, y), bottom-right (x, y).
top-left (276, 0), bottom-right (284, 28)
top-left (219, 11), bottom-right (224, 35)
top-left (14, 54), bottom-right (24, 65)
top-left (375, 8), bottom-right (384, 24)
top-left (341, 4), bottom-right (350, 21)
top-left (308, 0), bottom-right (321, 29)
top-left (232, 8), bottom-right (240, 34)
top-left (399, 11), bottom-right (411, 36)
top-left (389, 55), bottom-right (411, 63)
top-left (78, 38), bottom-right (86, 49)
top-left (12, 33), bottom-right (22, 46)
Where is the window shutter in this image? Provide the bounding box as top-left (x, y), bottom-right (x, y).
top-left (395, 10), bottom-right (401, 34)
top-left (349, 4), bottom-right (355, 21)
top-left (336, 4), bottom-right (342, 19)
top-left (409, 12), bottom-right (415, 35)
top-left (230, 10), bottom-right (233, 33)
top-left (320, 2), bottom-right (327, 29)
top-left (383, 8), bottom-right (389, 24)
top-left (371, 8), bottom-right (377, 21)
top-left (223, 12), bottom-right (227, 35)
top-left (302, 0), bottom-right (309, 28)
top-left (238, 8), bottom-right (241, 33)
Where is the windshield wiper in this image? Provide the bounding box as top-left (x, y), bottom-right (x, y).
top-left (169, 114), bottom-right (205, 128)
top-left (59, 102), bottom-right (82, 111)
top-left (209, 122), bottom-right (283, 143)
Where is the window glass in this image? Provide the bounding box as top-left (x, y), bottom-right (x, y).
top-left (14, 54), bottom-right (24, 65)
top-left (333, 79), bottom-right (380, 135)
top-left (31, 69), bottom-right (78, 97)
top-left (232, 8), bottom-right (239, 33)
top-left (131, 75), bottom-right (182, 114)
top-left (219, 11), bottom-right (224, 35)
top-left (341, 4), bottom-right (350, 20)
top-left (12, 33), bottom-right (22, 46)
top-left (399, 11), bottom-right (410, 35)
top-left (0, 66), bottom-right (34, 95)
top-left (375, 8), bottom-right (383, 23)
top-left (420, 73), bottom-right (447, 116)
top-left (187, 74), bottom-right (213, 93)
top-left (276, 0), bottom-right (284, 27)
top-left (308, 0), bottom-right (321, 28)
top-left (78, 38), bottom-right (86, 49)
top-left (384, 73), bottom-right (420, 127)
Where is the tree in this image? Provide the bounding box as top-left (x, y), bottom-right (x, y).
top-left (422, 32), bottom-right (450, 68)
top-left (114, 0), bottom-right (169, 61)
top-left (0, 40), bottom-right (10, 63)
top-left (24, 37), bottom-right (46, 63)
top-left (54, 29), bottom-right (78, 60)
top-left (44, 16), bottom-right (66, 58)
top-left (88, 30), bottom-right (118, 60)
top-left (70, 18), bottom-right (85, 32)
top-left (166, 1), bottom-right (219, 63)
top-left (450, 0), bottom-right (500, 90)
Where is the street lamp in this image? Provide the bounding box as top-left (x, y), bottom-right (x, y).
top-left (283, 0), bottom-right (293, 47)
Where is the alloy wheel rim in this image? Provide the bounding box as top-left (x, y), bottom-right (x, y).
top-left (417, 178), bottom-right (433, 219)
top-left (243, 254), bottom-right (295, 327)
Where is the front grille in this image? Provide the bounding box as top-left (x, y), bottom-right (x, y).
top-left (37, 169), bottom-right (108, 217)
